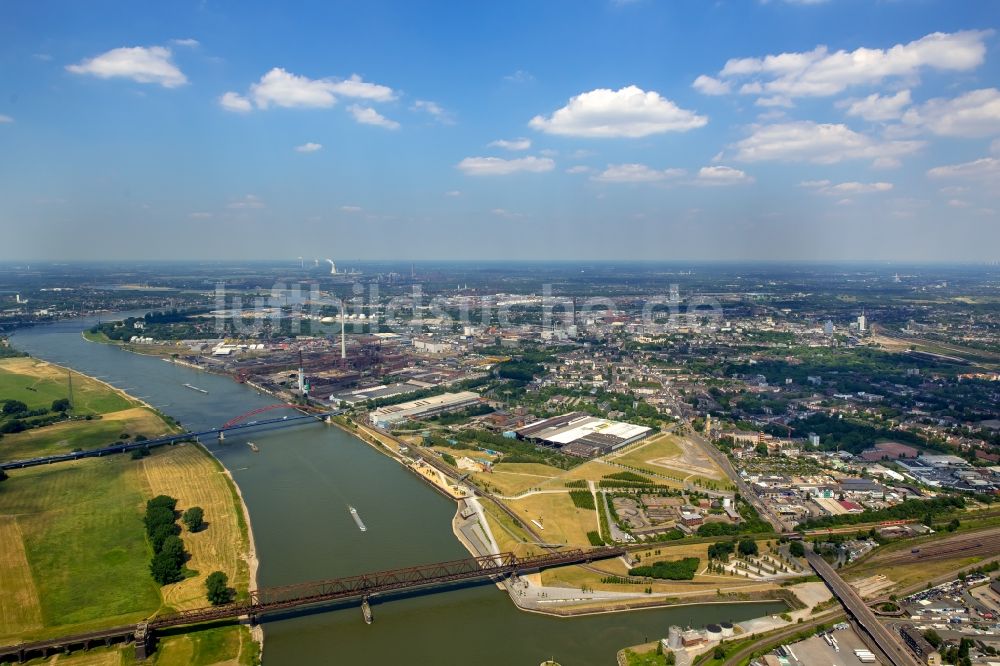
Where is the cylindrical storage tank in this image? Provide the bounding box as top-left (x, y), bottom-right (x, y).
top-left (668, 625), bottom-right (682, 649)
top-left (720, 621), bottom-right (734, 637)
top-left (705, 624), bottom-right (722, 641)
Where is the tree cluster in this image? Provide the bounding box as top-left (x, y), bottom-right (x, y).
top-left (144, 495), bottom-right (187, 585)
top-left (628, 557), bottom-right (699, 580)
top-left (799, 495), bottom-right (965, 530)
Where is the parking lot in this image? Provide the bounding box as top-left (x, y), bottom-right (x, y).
top-left (772, 624), bottom-right (880, 665)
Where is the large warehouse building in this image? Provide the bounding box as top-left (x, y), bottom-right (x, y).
top-left (515, 412), bottom-right (652, 457)
top-left (369, 391), bottom-right (481, 429)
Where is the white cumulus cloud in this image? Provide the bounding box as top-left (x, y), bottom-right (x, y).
top-left (347, 105), bottom-right (400, 129)
top-left (841, 90), bottom-right (911, 121)
top-left (251, 68), bottom-right (339, 109)
top-left (412, 100), bottom-right (454, 124)
top-left (529, 85), bottom-right (707, 138)
top-left (457, 156), bottom-right (555, 176)
top-left (67, 46), bottom-right (187, 88)
top-left (227, 69), bottom-right (397, 115)
top-left (730, 121), bottom-right (923, 164)
top-left (695, 166), bottom-right (753, 185)
top-left (702, 30), bottom-right (989, 99)
top-left (927, 157), bottom-right (1000, 183)
top-left (800, 180), bottom-right (893, 194)
top-left (902, 88), bottom-right (1000, 137)
top-left (0, 115), bottom-right (13, 123)
top-left (295, 142), bottom-right (323, 153)
top-left (328, 74), bottom-right (396, 102)
top-left (489, 138), bottom-right (532, 151)
top-left (219, 91), bottom-right (252, 113)
top-left (692, 75), bottom-right (731, 95)
top-left (593, 163), bottom-right (686, 183)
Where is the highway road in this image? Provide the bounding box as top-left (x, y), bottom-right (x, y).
top-left (806, 550), bottom-right (920, 666)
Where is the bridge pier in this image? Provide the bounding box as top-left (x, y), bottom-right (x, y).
top-left (362, 596), bottom-right (373, 624)
top-left (134, 622), bottom-right (155, 661)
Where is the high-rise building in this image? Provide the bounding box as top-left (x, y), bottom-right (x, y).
top-left (857, 311), bottom-right (867, 332)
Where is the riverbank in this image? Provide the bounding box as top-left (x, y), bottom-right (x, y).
top-left (220, 456), bottom-right (263, 657)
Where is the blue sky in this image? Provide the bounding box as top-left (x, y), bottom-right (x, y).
top-left (1, 0), bottom-right (998, 262)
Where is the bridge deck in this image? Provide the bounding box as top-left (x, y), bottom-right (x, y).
top-left (0, 410), bottom-right (341, 471)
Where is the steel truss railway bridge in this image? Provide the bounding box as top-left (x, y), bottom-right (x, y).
top-left (0, 405), bottom-right (341, 471)
top-left (0, 548), bottom-right (625, 662)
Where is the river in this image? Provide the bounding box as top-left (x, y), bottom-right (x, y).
top-left (12, 316), bottom-right (786, 665)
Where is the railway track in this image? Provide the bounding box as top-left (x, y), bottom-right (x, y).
top-left (867, 532), bottom-right (1000, 567)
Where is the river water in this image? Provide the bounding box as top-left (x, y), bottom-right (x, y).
top-left (12, 317), bottom-right (785, 665)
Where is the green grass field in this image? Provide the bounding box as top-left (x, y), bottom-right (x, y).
top-left (0, 458), bottom-right (161, 640)
top-left (155, 624), bottom-right (259, 665)
top-left (0, 407), bottom-right (170, 462)
top-left (0, 358), bottom-right (134, 415)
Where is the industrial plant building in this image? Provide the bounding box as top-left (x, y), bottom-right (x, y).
top-left (514, 412), bottom-right (652, 457)
top-left (369, 391), bottom-right (482, 429)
